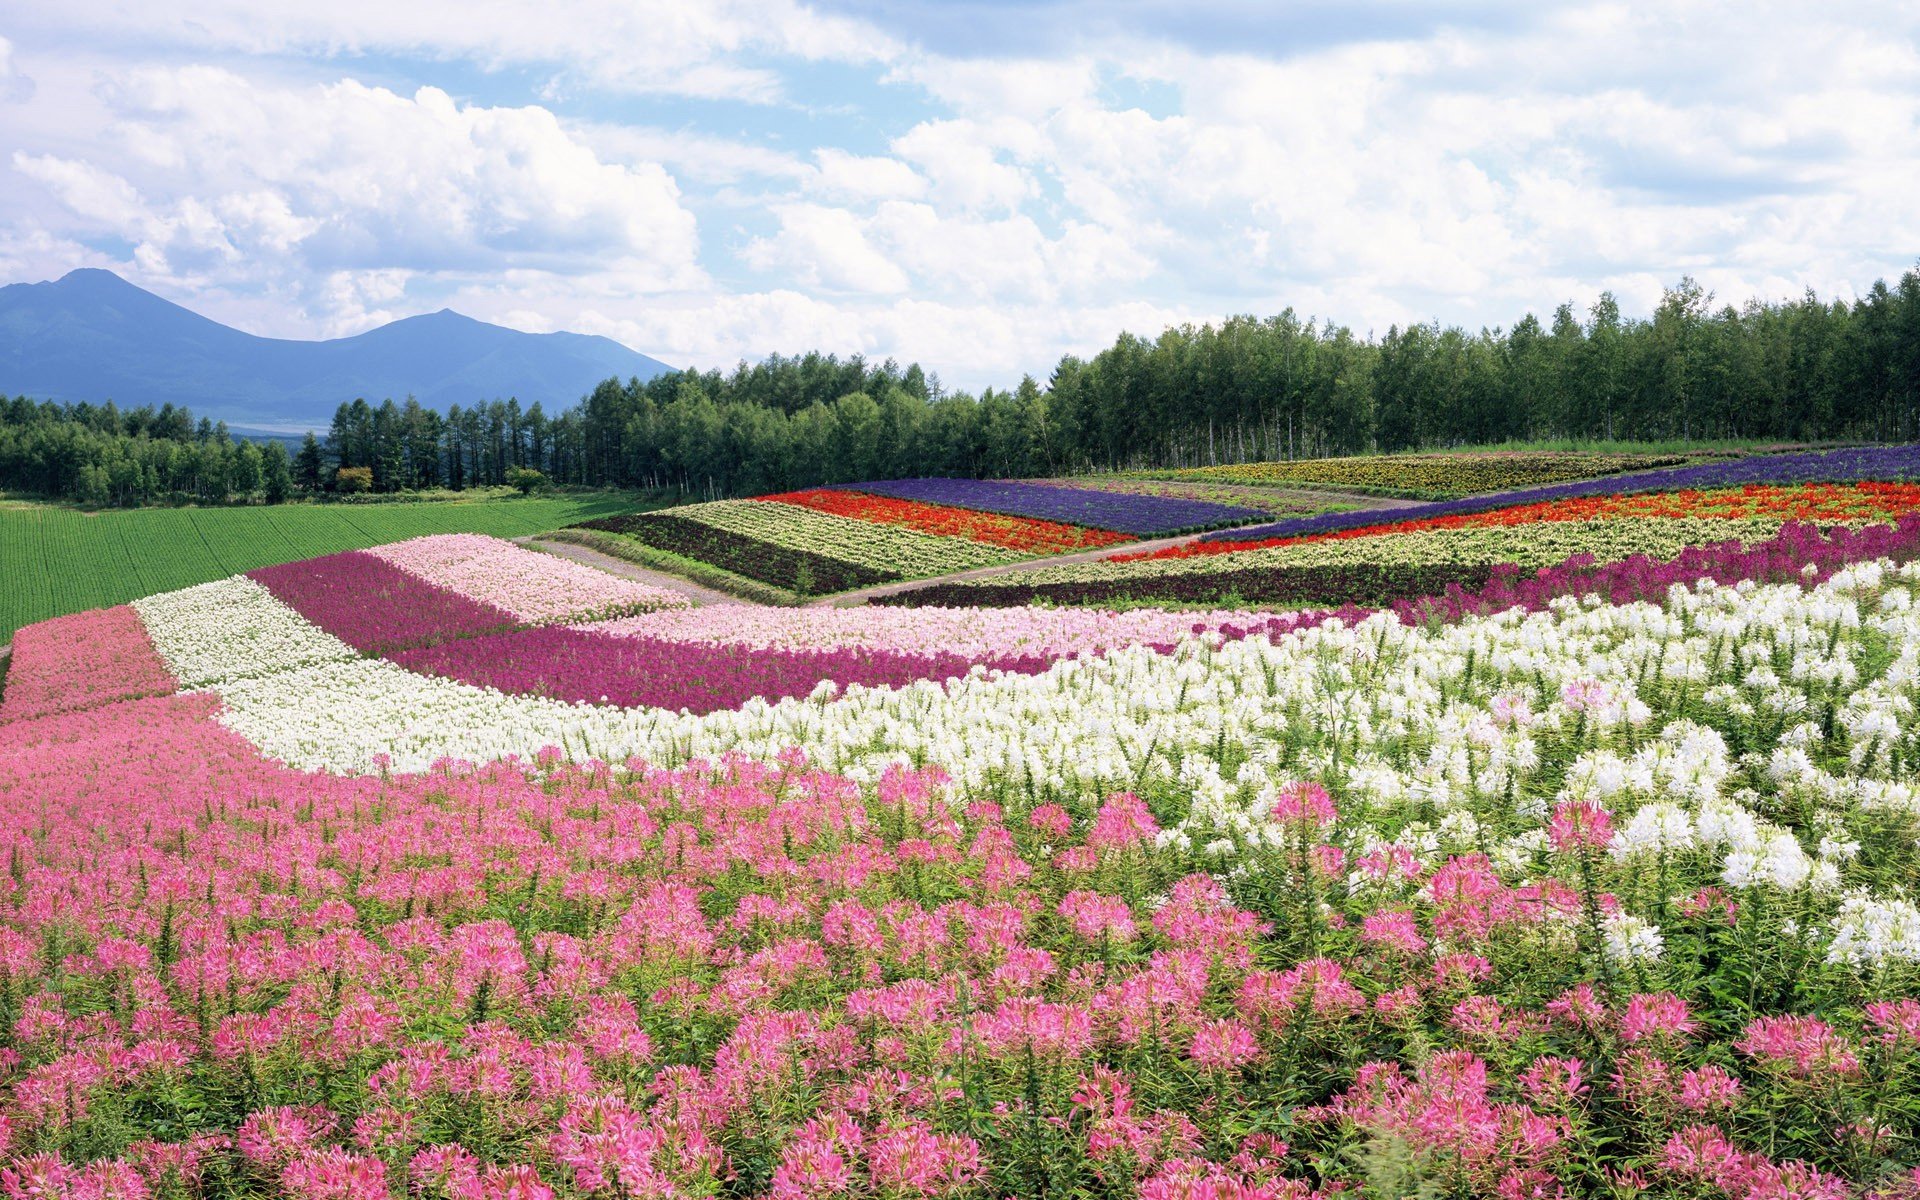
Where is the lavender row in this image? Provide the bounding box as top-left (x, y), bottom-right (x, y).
top-left (391, 626), bottom-right (1057, 715)
top-left (248, 552), bottom-right (520, 655)
top-left (1204, 442), bottom-right (1920, 542)
top-left (832, 477), bottom-right (1266, 535)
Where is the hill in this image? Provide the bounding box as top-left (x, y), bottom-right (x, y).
top-left (0, 269), bottom-right (672, 430)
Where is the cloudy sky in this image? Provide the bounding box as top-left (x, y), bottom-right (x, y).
top-left (2, 1), bottom-right (1917, 389)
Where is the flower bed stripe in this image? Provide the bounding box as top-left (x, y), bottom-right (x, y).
top-left (871, 562), bottom-right (1494, 609)
top-left (673, 500), bottom-right (1018, 575)
top-left (921, 519), bottom-right (1794, 597)
top-left (831, 477), bottom-right (1266, 535)
top-left (1147, 449), bottom-right (1700, 496)
top-left (1127, 481), bottom-right (1920, 562)
top-left (392, 625), bottom-right (1058, 714)
top-left (571, 513), bottom-right (897, 595)
top-left (365, 533), bottom-right (688, 621)
top-left (584, 604), bottom-right (1312, 661)
top-left (1204, 443), bottom-right (1920, 543)
top-left (1390, 515), bottom-right (1920, 624)
top-left (0, 605), bottom-right (176, 723)
top-left (133, 577), bottom-right (358, 688)
top-left (248, 551), bottom-right (522, 655)
top-left (758, 488), bottom-right (1134, 553)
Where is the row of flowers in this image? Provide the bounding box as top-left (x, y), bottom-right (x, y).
top-left (1145, 448), bottom-right (1703, 497)
top-left (9, 551), bottom-right (1920, 1193)
top-left (673, 500), bottom-right (1018, 577)
top-left (965, 518), bottom-right (1794, 588)
top-left (119, 563), bottom-right (1321, 721)
top-left (583, 604), bottom-right (1305, 661)
top-left (571, 513), bottom-right (896, 596)
top-left (1023, 475), bottom-right (1366, 517)
top-left (830, 477), bottom-right (1267, 536)
top-left (1121, 481), bottom-right (1920, 563)
top-left (365, 534), bottom-right (687, 622)
top-left (1204, 442), bottom-right (1920, 544)
top-left (757, 488), bottom-right (1134, 554)
top-left (0, 605), bottom-right (175, 722)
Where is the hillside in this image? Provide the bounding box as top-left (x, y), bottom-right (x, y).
top-left (0, 269), bottom-right (672, 430)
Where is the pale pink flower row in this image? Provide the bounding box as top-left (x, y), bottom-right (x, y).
top-left (585, 603), bottom-right (1316, 661)
top-left (366, 534), bottom-right (688, 623)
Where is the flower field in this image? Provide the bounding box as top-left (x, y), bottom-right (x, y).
top-left (831, 477), bottom-right (1268, 535)
top-left (566, 482), bottom-right (1272, 596)
top-left (15, 450), bottom-right (1920, 1196)
top-left (759, 489), bottom-right (1134, 554)
top-left (1026, 477), bottom-right (1367, 519)
top-left (1141, 450), bottom-right (1710, 498)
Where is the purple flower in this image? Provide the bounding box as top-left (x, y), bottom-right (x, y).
top-left (391, 626), bottom-right (1059, 714)
top-left (831, 478), bottom-right (1265, 535)
top-left (249, 552), bottom-right (520, 655)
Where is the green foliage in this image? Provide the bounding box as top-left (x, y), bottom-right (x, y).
top-left (0, 495), bottom-right (640, 642)
top-left (333, 465), bottom-right (373, 494)
top-left (505, 466), bottom-right (548, 495)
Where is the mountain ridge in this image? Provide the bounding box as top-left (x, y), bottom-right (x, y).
top-left (0, 269), bottom-right (673, 431)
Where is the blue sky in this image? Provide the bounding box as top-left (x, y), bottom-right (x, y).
top-left (1, 1), bottom-right (1916, 390)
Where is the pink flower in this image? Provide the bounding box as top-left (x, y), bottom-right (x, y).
top-left (1866, 999), bottom-right (1920, 1050)
top-left (1517, 1057), bottom-right (1588, 1108)
top-left (1359, 910), bottom-right (1428, 956)
top-left (1736, 1015), bottom-right (1861, 1078)
top-left (1618, 993), bottom-right (1698, 1045)
top-left (1087, 792), bottom-right (1160, 851)
top-left (1270, 780), bottom-right (1336, 825)
top-left (868, 1123), bottom-right (981, 1196)
top-left (1547, 800), bottom-right (1613, 853)
top-left (1058, 891), bottom-right (1138, 944)
top-left (1189, 1018), bottom-right (1261, 1070)
top-left (1546, 984), bottom-right (1607, 1033)
top-left (1027, 804), bottom-right (1073, 838)
top-left (1677, 1066), bottom-right (1742, 1114)
top-left (280, 1149), bottom-right (390, 1200)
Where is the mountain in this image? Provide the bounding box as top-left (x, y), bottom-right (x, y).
top-left (0, 269), bottom-right (673, 431)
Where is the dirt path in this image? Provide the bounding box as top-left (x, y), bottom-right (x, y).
top-left (519, 537), bottom-right (743, 607)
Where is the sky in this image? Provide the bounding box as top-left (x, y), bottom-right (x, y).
top-left (1, 1), bottom-right (1917, 391)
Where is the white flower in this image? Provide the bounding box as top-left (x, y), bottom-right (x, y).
top-left (1601, 913), bottom-right (1665, 965)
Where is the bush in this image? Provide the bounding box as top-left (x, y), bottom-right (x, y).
top-left (334, 466), bottom-right (373, 495)
top-left (506, 467), bottom-right (549, 496)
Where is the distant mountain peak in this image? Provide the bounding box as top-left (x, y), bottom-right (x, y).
top-left (0, 269), bottom-right (673, 432)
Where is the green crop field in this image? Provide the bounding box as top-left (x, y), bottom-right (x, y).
top-left (0, 496), bottom-right (639, 643)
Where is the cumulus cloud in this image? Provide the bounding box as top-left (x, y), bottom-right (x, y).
top-left (3, 2), bottom-right (1920, 389)
top-left (11, 68), bottom-right (703, 330)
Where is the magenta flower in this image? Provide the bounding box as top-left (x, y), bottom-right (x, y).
top-left (1086, 791), bottom-right (1160, 851)
top-left (1618, 993), bottom-right (1699, 1045)
top-left (1547, 800), bottom-right (1614, 854)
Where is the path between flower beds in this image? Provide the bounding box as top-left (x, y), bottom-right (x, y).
top-left (517, 538), bottom-right (744, 607)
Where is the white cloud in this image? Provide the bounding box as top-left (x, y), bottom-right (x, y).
top-left (806, 149), bottom-right (928, 202)
top-left (11, 68), bottom-right (703, 330)
top-left (4, 2), bottom-right (1920, 392)
top-left (14, 0), bottom-right (901, 103)
top-left (741, 204), bottom-right (911, 293)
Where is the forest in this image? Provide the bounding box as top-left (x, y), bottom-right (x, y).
top-left (3, 270), bottom-right (1918, 505)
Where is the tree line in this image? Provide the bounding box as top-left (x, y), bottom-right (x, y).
top-left (4, 269), bottom-right (1919, 506)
